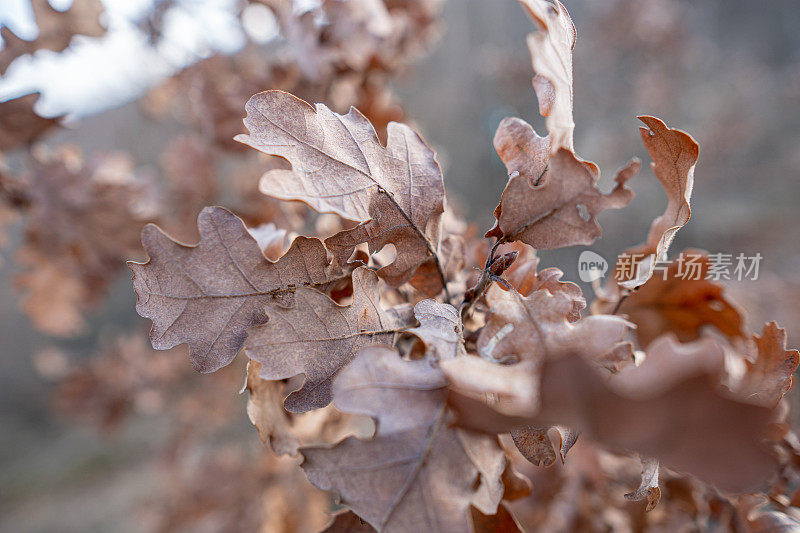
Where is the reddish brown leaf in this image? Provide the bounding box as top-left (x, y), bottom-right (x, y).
top-left (0, 0), bottom-right (105, 74)
top-left (448, 341), bottom-right (777, 493)
top-left (487, 116), bottom-right (638, 248)
top-left (618, 116), bottom-right (699, 289)
top-left (615, 250), bottom-right (744, 347)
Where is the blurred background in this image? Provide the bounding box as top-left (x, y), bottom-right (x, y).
top-left (1, 0), bottom-right (799, 530)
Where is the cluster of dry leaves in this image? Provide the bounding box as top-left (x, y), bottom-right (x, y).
top-left (4, 0), bottom-right (800, 531)
top-left (0, 0), bottom-right (443, 336)
top-left (122, 1), bottom-right (800, 531)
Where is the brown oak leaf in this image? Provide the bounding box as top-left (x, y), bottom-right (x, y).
top-left (618, 116), bottom-right (699, 289)
top-left (486, 116), bottom-right (638, 249)
top-left (615, 250), bottom-right (744, 347)
top-left (235, 90), bottom-right (446, 295)
top-left (407, 299), bottom-right (465, 361)
top-left (477, 283), bottom-right (631, 365)
top-left (448, 339), bottom-right (777, 493)
top-left (130, 206), bottom-right (347, 373)
top-left (502, 243), bottom-right (585, 321)
top-left (244, 268), bottom-right (411, 412)
top-left (301, 346), bottom-right (506, 532)
top-left (735, 322), bottom-right (800, 407)
top-left (510, 425), bottom-right (578, 467)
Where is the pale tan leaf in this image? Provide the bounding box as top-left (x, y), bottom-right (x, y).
top-left (244, 360), bottom-right (299, 456)
top-left (301, 346), bottom-right (505, 532)
top-left (407, 299), bottom-right (464, 361)
top-left (235, 90), bottom-right (446, 295)
top-left (517, 0), bottom-right (576, 152)
top-left (130, 206), bottom-right (347, 373)
top-left (322, 510), bottom-right (377, 532)
top-left (244, 268), bottom-right (410, 412)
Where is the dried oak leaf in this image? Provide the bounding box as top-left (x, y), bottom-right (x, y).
top-left (502, 243), bottom-right (585, 321)
top-left (235, 90), bottom-right (446, 295)
top-left (12, 148), bottom-right (149, 335)
top-left (244, 267), bottom-right (411, 413)
top-left (244, 360), bottom-right (299, 456)
top-left (407, 299), bottom-right (465, 361)
top-left (615, 250), bottom-right (744, 347)
top-left (301, 346), bottom-right (506, 532)
top-left (510, 425), bottom-right (578, 467)
top-left (618, 116), bottom-right (698, 289)
top-left (130, 206), bottom-right (347, 373)
top-left (518, 0), bottom-right (576, 152)
top-left (736, 322), bottom-right (800, 407)
top-left (486, 117), bottom-right (638, 249)
top-left (476, 282), bottom-right (631, 365)
top-left (448, 339), bottom-right (777, 492)
top-left (624, 457), bottom-right (660, 512)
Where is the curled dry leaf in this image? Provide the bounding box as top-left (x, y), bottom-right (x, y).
top-left (510, 425), bottom-right (578, 467)
top-left (517, 0), bottom-right (576, 153)
top-left (502, 243), bottom-right (585, 321)
top-left (407, 299), bottom-right (465, 361)
top-left (618, 116), bottom-right (699, 289)
top-left (612, 250), bottom-right (744, 347)
top-left (301, 346), bottom-right (506, 532)
top-left (244, 268), bottom-right (411, 413)
top-left (486, 117), bottom-right (638, 249)
top-left (735, 321), bottom-right (800, 407)
top-left (448, 342), bottom-right (777, 493)
top-left (737, 494), bottom-right (800, 532)
top-left (235, 90), bottom-right (446, 295)
top-left (130, 206), bottom-right (348, 373)
top-left (244, 360), bottom-right (298, 456)
top-left (624, 457), bottom-right (660, 512)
